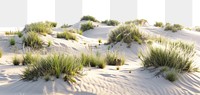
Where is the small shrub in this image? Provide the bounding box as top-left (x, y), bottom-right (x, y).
top-left (125, 19), bottom-right (148, 26)
top-left (45, 21), bottom-right (57, 27)
top-left (10, 38), bottom-right (15, 45)
top-left (61, 24), bottom-right (70, 28)
top-left (81, 22), bottom-right (94, 32)
top-left (108, 24), bottom-right (143, 44)
top-left (165, 70), bottom-right (178, 82)
top-left (81, 16), bottom-right (99, 22)
top-left (17, 32), bottom-right (23, 38)
top-left (154, 22), bottom-right (163, 27)
top-left (57, 31), bottom-right (77, 40)
top-left (23, 22), bottom-right (52, 34)
top-left (195, 26), bottom-right (200, 32)
top-left (13, 56), bottom-right (21, 65)
top-left (164, 23), bottom-right (183, 32)
top-left (22, 54), bottom-right (83, 83)
top-left (101, 20), bottom-right (120, 26)
top-left (105, 51), bottom-right (125, 66)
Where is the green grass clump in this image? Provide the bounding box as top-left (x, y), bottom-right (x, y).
top-left (81, 16), bottom-right (99, 22)
top-left (61, 24), bottom-right (71, 28)
top-left (81, 53), bottom-right (106, 69)
top-left (154, 22), bottom-right (163, 27)
top-left (22, 52), bottom-right (37, 65)
top-left (23, 31), bottom-right (43, 49)
top-left (105, 51), bottom-right (125, 66)
top-left (101, 20), bottom-right (120, 26)
top-left (5, 31), bottom-right (19, 35)
top-left (10, 38), bottom-right (15, 46)
top-left (21, 54), bottom-right (83, 83)
top-left (48, 40), bottom-right (52, 47)
top-left (125, 19), bottom-right (148, 26)
top-left (139, 40), bottom-right (195, 72)
top-left (23, 22), bottom-right (52, 34)
top-left (0, 49), bottom-right (2, 58)
top-left (165, 70), bottom-right (178, 82)
top-left (17, 32), bottom-right (23, 38)
top-left (164, 23), bottom-right (183, 32)
top-left (195, 26), bottom-right (200, 32)
top-left (45, 21), bottom-right (57, 27)
top-left (108, 24), bottom-right (143, 44)
top-left (81, 22), bottom-right (94, 32)
top-left (57, 31), bottom-right (77, 41)
top-left (13, 56), bottom-right (21, 65)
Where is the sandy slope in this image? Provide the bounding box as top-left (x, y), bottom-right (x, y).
top-left (0, 23), bottom-right (199, 95)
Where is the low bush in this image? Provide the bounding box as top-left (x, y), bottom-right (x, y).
top-left (81, 16), bottom-right (99, 22)
top-left (57, 31), bottom-right (77, 41)
top-left (21, 54), bottom-right (83, 83)
top-left (105, 51), bottom-right (125, 66)
top-left (108, 24), bottom-right (143, 44)
top-left (164, 23), bottom-right (183, 32)
top-left (102, 20), bottom-right (120, 26)
top-left (10, 38), bottom-right (15, 45)
top-left (23, 22), bottom-right (52, 34)
top-left (154, 22), bottom-right (163, 27)
top-left (81, 53), bottom-right (106, 69)
top-left (13, 56), bottom-right (21, 65)
top-left (23, 31), bottom-right (43, 49)
top-left (80, 22), bottom-right (94, 32)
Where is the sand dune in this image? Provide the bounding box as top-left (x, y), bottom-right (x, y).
top-left (0, 22), bottom-right (199, 95)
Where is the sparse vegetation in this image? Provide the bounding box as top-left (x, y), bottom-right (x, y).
top-left (23, 22), bottom-right (52, 34)
top-left (5, 31), bottom-right (19, 35)
top-left (13, 56), bottom-right (21, 65)
top-left (10, 38), bottom-right (15, 46)
top-left (45, 21), bottom-right (57, 27)
top-left (101, 20), bottom-right (120, 26)
top-left (105, 51), bottom-right (125, 66)
top-left (81, 22), bottom-right (94, 32)
top-left (61, 24), bottom-right (71, 28)
top-left (22, 54), bottom-right (83, 84)
top-left (164, 23), bottom-right (183, 32)
top-left (23, 31), bottom-right (43, 49)
top-left (0, 49), bottom-right (2, 58)
top-left (125, 19), bottom-right (148, 26)
top-left (154, 22), bottom-right (163, 27)
top-left (81, 16), bottom-right (99, 22)
top-left (22, 52), bottom-right (37, 65)
top-left (165, 70), bottom-right (178, 82)
top-left (108, 24), bottom-right (143, 44)
top-left (57, 31), bottom-right (77, 41)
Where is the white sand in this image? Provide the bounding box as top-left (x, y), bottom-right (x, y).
top-left (0, 22), bottom-right (199, 95)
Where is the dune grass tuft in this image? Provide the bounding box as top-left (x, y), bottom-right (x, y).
top-left (125, 19), bottom-right (148, 26)
top-left (195, 26), bottom-right (200, 32)
top-left (101, 20), bottom-right (120, 26)
top-left (81, 22), bottom-right (94, 32)
top-left (139, 40), bottom-right (195, 72)
top-left (0, 49), bottom-right (2, 58)
top-left (164, 23), bottom-right (183, 32)
top-left (165, 70), bottom-right (178, 82)
top-left (81, 16), bottom-right (99, 22)
top-left (108, 24), bottom-right (143, 44)
top-left (22, 54), bottom-right (83, 83)
top-left (45, 21), bottom-right (57, 27)
top-left (17, 32), bottom-right (23, 38)
top-left (22, 52), bottom-right (38, 65)
top-left (57, 31), bottom-right (77, 41)
top-left (105, 51), bottom-right (125, 66)
top-left (23, 31), bottom-right (43, 49)
top-left (23, 22), bottom-right (52, 34)
top-left (61, 24), bottom-right (71, 28)
top-left (13, 56), bottom-right (21, 66)
top-left (10, 38), bottom-right (15, 46)
top-left (154, 22), bottom-right (163, 27)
